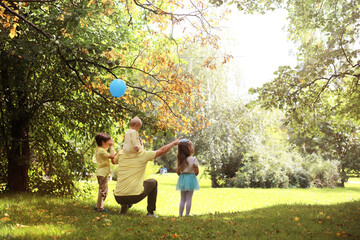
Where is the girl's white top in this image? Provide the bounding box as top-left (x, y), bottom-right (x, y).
top-left (181, 156), bottom-right (199, 174)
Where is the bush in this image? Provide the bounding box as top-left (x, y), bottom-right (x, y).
top-left (229, 148), bottom-right (339, 189)
top-left (304, 154), bottom-right (339, 188)
top-left (289, 168), bottom-right (312, 188)
top-left (229, 151), bottom-right (294, 188)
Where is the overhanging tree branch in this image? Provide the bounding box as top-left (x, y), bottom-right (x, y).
top-left (0, 2), bottom-right (52, 39)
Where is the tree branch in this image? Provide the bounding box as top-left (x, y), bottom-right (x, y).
top-left (0, 2), bottom-right (52, 39)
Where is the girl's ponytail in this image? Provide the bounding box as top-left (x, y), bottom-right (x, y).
top-left (177, 140), bottom-right (191, 173)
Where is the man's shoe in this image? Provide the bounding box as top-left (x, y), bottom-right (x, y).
top-left (146, 213), bottom-right (158, 218)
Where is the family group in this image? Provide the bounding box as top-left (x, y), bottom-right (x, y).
top-left (94, 117), bottom-right (199, 218)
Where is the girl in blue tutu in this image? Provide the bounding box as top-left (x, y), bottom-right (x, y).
top-left (176, 139), bottom-right (200, 217)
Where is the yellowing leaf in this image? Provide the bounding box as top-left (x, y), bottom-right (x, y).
top-left (9, 26), bottom-right (17, 39)
top-left (294, 217), bottom-right (299, 221)
top-left (87, 0), bottom-right (96, 7)
top-left (1, 217), bottom-right (10, 222)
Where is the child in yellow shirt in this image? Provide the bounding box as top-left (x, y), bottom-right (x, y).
top-left (123, 117), bottom-right (143, 156)
top-left (94, 132), bottom-right (116, 212)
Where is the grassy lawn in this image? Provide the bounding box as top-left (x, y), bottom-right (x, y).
top-left (1, 171), bottom-right (359, 239)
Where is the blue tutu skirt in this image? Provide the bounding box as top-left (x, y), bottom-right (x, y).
top-left (176, 173), bottom-right (200, 191)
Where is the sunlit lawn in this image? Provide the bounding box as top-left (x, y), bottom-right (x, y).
top-left (1, 170), bottom-right (359, 239)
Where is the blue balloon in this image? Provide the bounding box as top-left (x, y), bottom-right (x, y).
top-left (109, 79), bottom-right (127, 98)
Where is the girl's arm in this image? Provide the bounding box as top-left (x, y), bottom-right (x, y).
top-left (194, 166), bottom-right (199, 176)
top-left (177, 167), bottom-right (181, 176)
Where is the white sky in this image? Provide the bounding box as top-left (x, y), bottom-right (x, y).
top-left (217, 8), bottom-right (298, 99)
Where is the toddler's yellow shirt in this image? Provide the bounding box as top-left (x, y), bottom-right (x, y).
top-left (113, 150), bottom-right (156, 196)
top-left (95, 147), bottom-right (110, 177)
top-left (123, 129), bottom-right (142, 155)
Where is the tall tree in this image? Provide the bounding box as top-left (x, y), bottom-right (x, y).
top-left (252, 0), bottom-right (360, 123)
top-left (0, 0), bottom-right (225, 192)
top-left (210, 0), bottom-right (360, 183)
top-left (251, 1), bottom-right (360, 182)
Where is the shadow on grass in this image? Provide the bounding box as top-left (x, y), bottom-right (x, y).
top-left (343, 186), bottom-right (360, 193)
top-left (0, 193), bottom-right (359, 240)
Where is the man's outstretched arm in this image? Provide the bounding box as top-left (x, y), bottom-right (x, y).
top-left (155, 137), bottom-right (182, 159)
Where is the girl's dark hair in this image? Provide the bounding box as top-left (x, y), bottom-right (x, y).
top-left (95, 132), bottom-right (111, 146)
top-left (177, 140), bottom-right (192, 172)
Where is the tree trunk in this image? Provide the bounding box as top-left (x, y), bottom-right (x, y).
top-left (339, 165), bottom-right (346, 188)
top-left (210, 172), bottom-right (219, 188)
top-left (7, 119), bottom-right (30, 192)
top-left (1, 52), bottom-right (31, 192)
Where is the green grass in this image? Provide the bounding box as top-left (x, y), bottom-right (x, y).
top-left (349, 177), bottom-right (360, 182)
top-left (1, 172), bottom-right (360, 239)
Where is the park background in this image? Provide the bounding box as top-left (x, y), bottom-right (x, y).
top-left (1, 0), bottom-right (360, 239)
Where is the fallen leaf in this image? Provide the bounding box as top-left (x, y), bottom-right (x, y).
top-left (318, 220), bottom-right (323, 224)
top-left (95, 217), bottom-right (101, 221)
top-left (294, 217), bottom-right (299, 222)
top-left (326, 216), bottom-right (331, 220)
top-left (16, 223), bottom-right (29, 228)
top-left (1, 217), bottom-right (10, 222)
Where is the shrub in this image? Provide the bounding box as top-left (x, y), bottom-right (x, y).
top-left (229, 148), bottom-right (338, 189)
top-left (304, 154), bottom-right (339, 188)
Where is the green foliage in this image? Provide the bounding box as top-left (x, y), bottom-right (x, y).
top-left (209, 0), bottom-right (282, 13)
top-left (152, 131), bottom-right (178, 172)
top-left (1, 0), bottom-right (217, 193)
top-left (231, 148), bottom-right (339, 189)
top-left (73, 181), bottom-right (95, 201)
top-left (243, 0), bottom-right (360, 183)
top-left (288, 118), bottom-right (360, 185)
top-left (305, 154), bottom-right (340, 188)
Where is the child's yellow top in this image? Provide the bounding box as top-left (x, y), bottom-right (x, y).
top-left (123, 129), bottom-right (142, 155)
top-left (95, 147), bottom-right (110, 177)
top-left (113, 150), bottom-right (156, 196)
